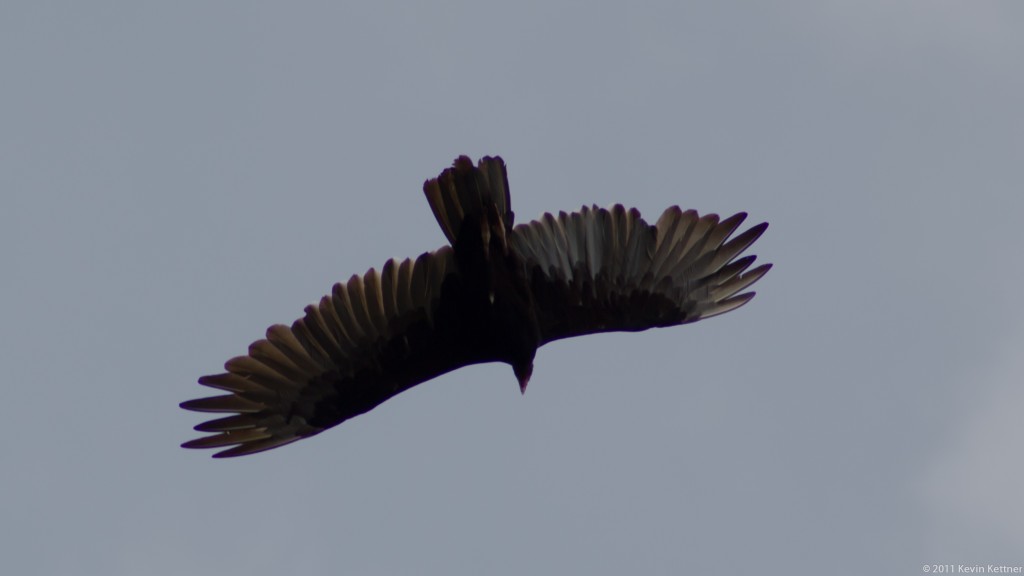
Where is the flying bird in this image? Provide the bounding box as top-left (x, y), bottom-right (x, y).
top-left (181, 156), bottom-right (771, 457)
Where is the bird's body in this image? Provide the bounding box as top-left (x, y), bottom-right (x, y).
top-left (181, 156), bottom-right (771, 457)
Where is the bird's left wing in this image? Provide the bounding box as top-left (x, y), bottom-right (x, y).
top-left (181, 247), bottom-right (465, 457)
top-left (509, 204), bottom-right (771, 345)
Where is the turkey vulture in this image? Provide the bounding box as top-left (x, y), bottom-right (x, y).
top-left (181, 155), bottom-right (771, 457)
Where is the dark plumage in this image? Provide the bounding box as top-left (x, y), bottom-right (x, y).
top-left (181, 156), bottom-right (771, 457)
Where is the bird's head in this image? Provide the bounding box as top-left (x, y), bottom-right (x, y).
top-left (513, 361), bottom-right (533, 395)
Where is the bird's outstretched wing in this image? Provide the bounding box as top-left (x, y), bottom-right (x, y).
top-left (181, 247), bottom-right (464, 458)
top-left (509, 205), bottom-right (770, 344)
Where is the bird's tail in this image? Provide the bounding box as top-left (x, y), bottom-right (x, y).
top-left (423, 156), bottom-right (513, 246)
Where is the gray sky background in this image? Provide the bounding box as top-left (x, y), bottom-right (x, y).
top-left (3, 2), bottom-right (1022, 574)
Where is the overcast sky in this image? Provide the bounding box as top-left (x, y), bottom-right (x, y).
top-left (3, 2), bottom-right (1023, 574)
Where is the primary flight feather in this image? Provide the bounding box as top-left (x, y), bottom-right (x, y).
top-left (181, 156), bottom-right (771, 457)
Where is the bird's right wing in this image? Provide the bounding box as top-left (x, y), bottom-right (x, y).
top-left (509, 205), bottom-right (771, 345)
top-left (180, 246), bottom-right (467, 458)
